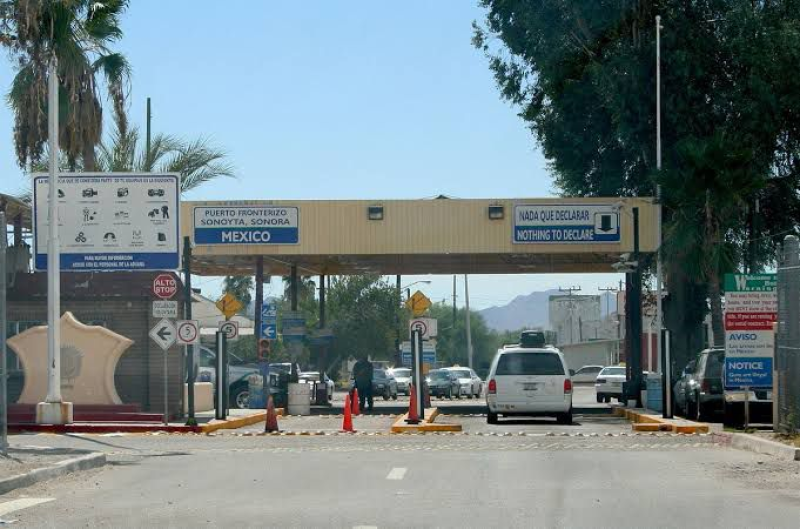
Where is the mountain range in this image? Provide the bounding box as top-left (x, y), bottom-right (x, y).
top-left (478, 290), bottom-right (615, 332)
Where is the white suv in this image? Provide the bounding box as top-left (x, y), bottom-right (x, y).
top-left (485, 346), bottom-right (573, 425)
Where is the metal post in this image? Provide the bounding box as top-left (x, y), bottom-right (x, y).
top-left (255, 257), bottom-right (263, 352)
top-left (663, 329), bottom-right (673, 418)
top-left (215, 331), bottom-right (225, 420)
top-left (46, 58), bottom-right (62, 405)
top-left (183, 237), bottom-right (196, 425)
top-left (146, 97), bottom-right (152, 167)
top-left (222, 333), bottom-right (229, 416)
top-left (631, 207), bottom-right (643, 407)
top-left (319, 274), bottom-right (326, 328)
top-left (0, 211), bottom-right (7, 455)
top-left (744, 386), bottom-right (750, 429)
top-left (411, 329), bottom-right (424, 421)
top-left (395, 275), bottom-right (401, 365)
top-left (655, 15), bottom-right (665, 378)
top-left (163, 349), bottom-right (169, 425)
top-left (464, 274), bottom-right (473, 369)
top-left (452, 275), bottom-right (457, 328)
top-left (290, 265), bottom-right (298, 312)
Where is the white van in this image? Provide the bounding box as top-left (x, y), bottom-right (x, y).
top-left (485, 346), bottom-right (573, 425)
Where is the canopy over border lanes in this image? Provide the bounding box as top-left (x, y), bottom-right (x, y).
top-left (181, 197), bottom-right (657, 277)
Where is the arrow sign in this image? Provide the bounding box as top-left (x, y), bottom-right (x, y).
top-left (149, 319), bottom-right (176, 351)
top-left (261, 322), bottom-right (277, 340)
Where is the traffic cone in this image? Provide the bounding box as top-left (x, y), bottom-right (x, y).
top-left (342, 394), bottom-right (355, 432)
top-left (264, 395), bottom-right (280, 433)
top-left (406, 384), bottom-right (420, 424)
top-left (352, 388), bottom-right (361, 416)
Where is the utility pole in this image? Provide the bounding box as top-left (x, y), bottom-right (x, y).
top-left (38, 57), bottom-right (72, 425)
top-left (464, 275), bottom-right (473, 369)
top-left (630, 207), bottom-right (643, 407)
top-left (1, 211), bottom-right (7, 454)
top-left (452, 275), bottom-right (457, 330)
top-left (598, 286), bottom-right (618, 340)
top-left (558, 286), bottom-right (582, 344)
top-left (655, 15), bottom-right (665, 378)
top-left (146, 97), bottom-right (152, 167)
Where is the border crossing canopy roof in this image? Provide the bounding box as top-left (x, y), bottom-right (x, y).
top-left (181, 197), bottom-right (657, 276)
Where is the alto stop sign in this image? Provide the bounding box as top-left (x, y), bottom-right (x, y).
top-left (153, 274), bottom-right (178, 300)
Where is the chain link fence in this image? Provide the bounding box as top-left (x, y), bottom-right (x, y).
top-left (777, 235), bottom-right (800, 433)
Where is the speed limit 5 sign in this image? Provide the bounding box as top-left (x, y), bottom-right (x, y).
top-left (176, 320), bottom-right (200, 345)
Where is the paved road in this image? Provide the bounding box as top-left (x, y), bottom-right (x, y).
top-left (4, 416), bottom-right (800, 528)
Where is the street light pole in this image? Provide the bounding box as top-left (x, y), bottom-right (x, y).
top-left (655, 15), bottom-right (665, 378)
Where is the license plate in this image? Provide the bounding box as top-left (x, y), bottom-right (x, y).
top-left (522, 383), bottom-right (539, 390)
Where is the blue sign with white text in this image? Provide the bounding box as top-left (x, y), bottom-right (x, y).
top-left (513, 204), bottom-right (620, 244)
top-left (194, 206), bottom-right (299, 245)
top-left (725, 357), bottom-right (773, 388)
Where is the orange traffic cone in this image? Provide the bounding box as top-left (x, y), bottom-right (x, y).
top-left (406, 384), bottom-right (420, 424)
top-left (352, 388), bottom-right (361, 416)
top-left (264, 395), bottom-right (280, 433)
top-left (342, 394), bottom-right (355, 432)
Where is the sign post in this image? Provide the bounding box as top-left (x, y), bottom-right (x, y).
top-left (215, 331), bottom-right (227, 420)
top-left (411, 329), bottom-right (424, 421)
top-left (724, 274), bottom-right (777, 425)
top-left (0, 211), bottom-right (7, 452)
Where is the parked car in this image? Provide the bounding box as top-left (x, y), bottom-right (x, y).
top-left (673, 349), bottom-right (726, 421)
top-left (570, 365), bottom-right (604, 383)
top-left (444, 367), bottom-right (483, 398)
top-left (196, 347), bottom-right (260, 409)
top-left (372, 368), bottom-right (398, 400)
top-left (594, 366), bottom-right (626, 403)
top-left (298, 371), bottom-right (335, 402)
top-left (426, 369), bottom-right (460, 399)
top-left (389, 367), bottom-right (412, 395)
top-left (485, 344), bottom-right (573, 424)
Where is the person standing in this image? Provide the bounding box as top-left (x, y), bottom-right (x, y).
top-left (352, 356), bottom-right (374, 411)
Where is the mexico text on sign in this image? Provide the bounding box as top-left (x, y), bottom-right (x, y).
top-left (513, 204), bottom-right (620, 244)
top-left (193, 206), bottom-right (299, 245)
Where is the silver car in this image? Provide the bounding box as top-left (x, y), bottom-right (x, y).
top-left (389, 367), bottom-right (412, 395)
top-left (444, 367), bottom-right (483, 398)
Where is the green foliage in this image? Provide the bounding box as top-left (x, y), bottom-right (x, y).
top-left (2, 0), bottom-right (131, 170)
top-left (474, 0), bottom-right (800, 359)
top-left (223, 276), bottom-right (253, 312)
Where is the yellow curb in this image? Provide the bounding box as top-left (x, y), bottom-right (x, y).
top-left (621, 409), bottom-right (709, 434)
top-left (390, 408), bottom-right (462, 433)
top-left (199, 408), bottom-right (285, 433)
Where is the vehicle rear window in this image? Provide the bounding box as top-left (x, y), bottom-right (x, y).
top-left (429, 371), bottom-right (448, 380)
top-left (706, 353), bottom-right (723, 378)
top-left (600, 367), bottom-right (625, 376)
top-left (451, 370), bottom-right (471, 378)
top-left (495, 353), bottom-right (565, 376)
top-left (393, 369), bottom-right (411, 377)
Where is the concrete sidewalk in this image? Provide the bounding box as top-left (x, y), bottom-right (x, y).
top-left (0, 447), bottom-right (106, 495)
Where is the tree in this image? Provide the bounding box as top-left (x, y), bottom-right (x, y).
top-left (325, 276), bottom-right (403, 370)
top-left (223, 276), bottom-right (253, 312)
top-left (427, 302), bottom-right (497, 376)
top-left (2, 0), bottom-right (131, 170)
top-left (474, 0), bottom-right (800, 363)
top-left (96, 115), bottom-right (235, 193)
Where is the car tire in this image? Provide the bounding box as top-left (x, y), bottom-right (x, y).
top-left (605, 396), bottom-right (612, 403)
top-left (487, 411), bottom-right (499, 424)
top-left (447, 388), bottom-right (453, 400)
top-left (467, 393), bottom-right (473, 399)
top-left (391, 393), bottom-right (398, 401)
top-left (557, 410), bottom-right (573, 425)
top-left (685, 397), bottom-right (697, 420)
top-left (596, 394), bottom-right (603, 403)
top-left (230, 385), bottom-right (249, 410)
top-left (383, 390), bottom-right (390, 401)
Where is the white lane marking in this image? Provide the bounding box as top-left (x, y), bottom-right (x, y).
top-left (353, 526), bottom-right (378, 529)
top-left (0, 498), bottom-right (55, 517)
top-left (386, 467), bottom-right (407, 481)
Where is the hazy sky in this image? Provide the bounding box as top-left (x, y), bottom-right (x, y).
top-left (0, 1), bottom-right (623, 310)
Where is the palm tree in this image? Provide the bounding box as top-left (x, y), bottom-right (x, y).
top-left (662, 132), bottom-right (761, 346)
top-left (2, 0), bottom-right (130, 171)
top-left (97, 115), bottom-right (234, 193)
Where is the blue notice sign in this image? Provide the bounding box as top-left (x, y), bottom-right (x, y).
top-left (513, 204), bottom-right (620, 244)
top-left (193, 206), bottom-right (298, 245)
top-left (725, 357), bottom-right (773, 388)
